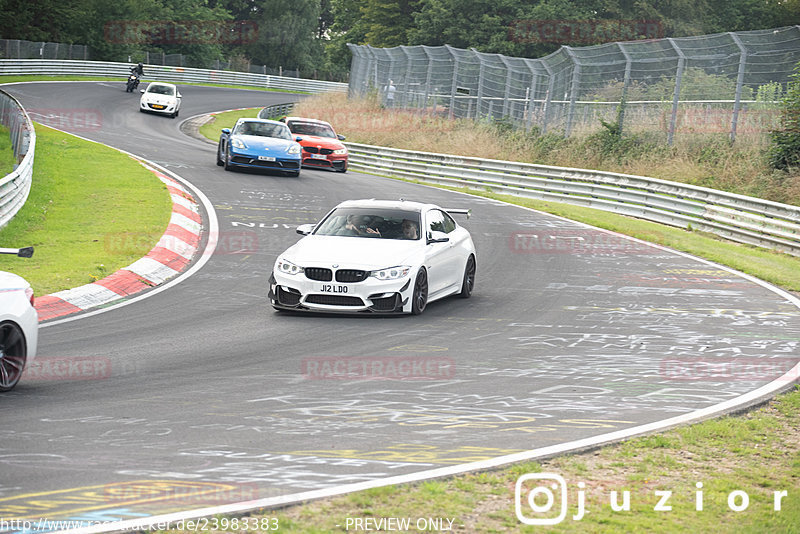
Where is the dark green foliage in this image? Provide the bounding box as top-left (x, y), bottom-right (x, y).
top-left (769, 63), bottom-right (800, 171)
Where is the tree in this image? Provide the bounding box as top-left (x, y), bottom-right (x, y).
top-left (245, 0), bottom-right (322, 73)
top-left (360, 0), bottom-right (421, 48)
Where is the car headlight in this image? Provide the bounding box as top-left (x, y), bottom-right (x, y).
top-left (370, 266), bottom-right (411, 281)
top-left (231, 138), bottom-right (247, 149)
top-left (333, 148), bottom-right (348, 155)
top-left (287, 144), bottom-right (301, 154)
top-left (276, 258), bottom-right (304, 276)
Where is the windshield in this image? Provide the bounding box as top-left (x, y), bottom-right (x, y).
top-left (234, 121), bottom-right (291, 140)
top-left (314, 208), bottom-right (421, 240)
top-left (288, 121), bottom-right (336, 138)
top-left (147, 85), bottom-right (174, 96)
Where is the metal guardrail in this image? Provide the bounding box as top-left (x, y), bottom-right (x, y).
top-left (0, 59), bottom-right (348, 94)
top-left (258, 103), bottom-right (295, 120)
top-left (0, 89), bottom-right (35, 230)
top-left (346, 143), bottom-right (800, 257)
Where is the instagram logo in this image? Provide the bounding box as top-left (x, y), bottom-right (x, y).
top-left (515, 473), bottom-right (571, 525)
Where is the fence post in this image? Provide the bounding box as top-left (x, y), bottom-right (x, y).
top-left (447, 45), bottom-right (459, 119)
top-left (729, 32), bottom-right (748, 144)
top-left (422, 47), bottom-right (434, 114)
top-left (666, 38), bottom-right (686, 146)
top-left (617, 42), bottom-right (633, 136)
top-left (564, 47), bottom-right (581, 138)
top-left (472, 48), bottom-right (484, 119)
top-left (500, 56), bottom-right (513, 119)
top-left (541, 60), bottom-right (555, 135)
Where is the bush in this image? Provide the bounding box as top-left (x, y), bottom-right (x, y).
top-left (769, 63), bottom-right (800, 170)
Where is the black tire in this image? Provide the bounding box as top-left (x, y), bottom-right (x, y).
top-left (411, 268), bottom-right (428, 315)
top-left (216, 142), bottom-right (225, 166)
top-left (223, 150), bottom-right (234, 172)
top-left (459, 255), bottom-right (476, 298)
top-left (0, 321), bottom-right (27, 392)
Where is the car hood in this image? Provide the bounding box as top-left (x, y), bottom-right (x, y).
top-left (297, 136), bottom-right (344, 149)
top-left (280, 235), bottom-right (421, 269)
top-left (142, 94), bottom-right (177, 104)
top-left (235, 135), bottom-right (297, 151)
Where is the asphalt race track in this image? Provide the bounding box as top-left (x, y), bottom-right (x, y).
top-left (2, 81), bottom-right (799, 528)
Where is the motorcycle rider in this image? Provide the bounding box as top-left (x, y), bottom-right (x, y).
top-left (127, 62), bottom-right (144, 92)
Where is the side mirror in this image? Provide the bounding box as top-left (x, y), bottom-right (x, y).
top-left (139, 89), bottom-right (145, 94)
top-left (177, 92), bottom-right (182, 98)
top-left (427, 231), bottom-right (450, 245)
top-left (295, 136), bottom-right (304, 142)
top-left (337, 134), bottom-right (346, 141)
top-left (296, 224), bottom-right (315, 235)
top-left (221, 128), bottom-right (231, 135)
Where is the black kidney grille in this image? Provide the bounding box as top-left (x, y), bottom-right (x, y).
top-left (305, 267), bottom-right (333, 281)
top-left (335, 269), bottom-right (368, 283)
top-left (303, 146), bottom-right (319, 153)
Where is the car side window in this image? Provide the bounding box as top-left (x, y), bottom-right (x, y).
top-left (427, 210), bottom-right (446, 236)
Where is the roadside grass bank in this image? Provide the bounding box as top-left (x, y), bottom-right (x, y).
top-left (294, 93), bottom-right (800, 207)
top-left (155, 387), bottom-right (800, 533)
top-left (0, 125), bottom-right (14, 175)
top-left (198, 108), bottom-right (266, 141)
top-left (0, 123), bottom-right (171, 295)
top-left (0, 75), bottom-right (309, 94)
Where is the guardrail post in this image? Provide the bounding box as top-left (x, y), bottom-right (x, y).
top-left (667, 38), bottom-right (686, 146)
top-left (729, 32), bottom-right (748, 144)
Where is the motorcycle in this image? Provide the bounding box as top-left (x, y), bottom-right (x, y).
top-left (126, 71), bottom-right (140, 92)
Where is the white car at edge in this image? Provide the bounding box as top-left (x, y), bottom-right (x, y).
top-left (0, 246), bottom-right (38, 392)
top-left (269, 199), bottom-right (476, 315)
top-left (139, 82), bottom-right (182, 118)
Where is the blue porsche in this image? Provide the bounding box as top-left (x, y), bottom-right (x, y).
top-left (217, 118), bottom-right (303, 176)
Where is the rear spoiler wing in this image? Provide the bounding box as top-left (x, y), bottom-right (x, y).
top-left (445, 208), bottom-right (471, 219)
top-left (0, 247), bottom-right (34, 258)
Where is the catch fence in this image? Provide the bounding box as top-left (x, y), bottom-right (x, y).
top-left (348, 26), bottom-right (800, 143)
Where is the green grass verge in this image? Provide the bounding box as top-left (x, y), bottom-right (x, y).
top-left (153, 386), bottom-right (799, 533)
top-left (0, 125), bottom-right (15, 175)
top-left (0, 75), bottom-right (308, 94)
top-left (198, 108), bottom-right (263, 142)
top-left (0, 123), bottom-right (172, 295)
